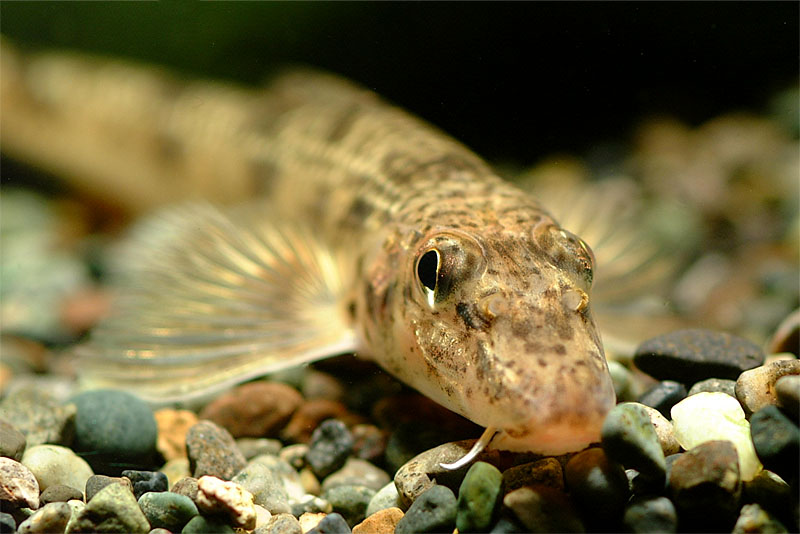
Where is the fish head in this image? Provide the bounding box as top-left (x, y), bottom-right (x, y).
top-left (370, 216), bottom-right (616, 455)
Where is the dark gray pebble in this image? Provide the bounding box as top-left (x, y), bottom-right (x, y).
top-left (122, 469), bottom-right (168, 499)
top-left (0, 512), bottom-right (14, 534)
top-left (502, 485), bottom-right (584, 533)
top-left (138, 490), bottom-right (198, 531)
top-left (181, 514), bottom-right (234, 533)
top-left (743, 470), bottom-right (798, 532)
top-left (622, 495), bottom-right (677, 533)
top-left (0, 419), bottom-right (26, 460)
top-left (637, 381), bottom-right (686, 418)
top-left (70, 389), bottom-right (157, 473)
top-left (456, 461), bottom-right (502, 533)
top-left (565, 447), bottom-right (630, 527)
top-left (39, 484), bottom-right (83, 505)
top-left (85, 475), bottom-right (132, 502)
top-left (322, 485), bottom-right (375, 527)
top-left (750, 405), bottom-right (799, 484)
top-left (306, 512), bottom-right (351, 534)
top-left (601, 403), bottom-right (666, 485)
top-left (634, 329), bottom-right (764, 384)
top-left (306, 419), bottom-right (354, 479)
top-left (687, 377), bottom-right (738, 397)
top-left (185, 421), bottom-right (246, 480)
top-left (395, 485), bottom-right (457, 534)
top-left (501, 457), bottom-right (564, 493)
top-left (0, 387), bottom-right (75, 447)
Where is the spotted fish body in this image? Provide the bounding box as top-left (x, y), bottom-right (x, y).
top-left (1, 40), bottom-right (615, 455)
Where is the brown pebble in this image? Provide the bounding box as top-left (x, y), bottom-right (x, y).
top-left (351, 424), bottom-right (388, 463)
top-left (352, 506), bottom-right (404, 534)
top-left (199, 381), bottom-right (303, 439)
top-left (502, 457), bottom-right (564, 493)
top-left (171, 476), bottom-right (199, 505)
top-left (767, 309), bottom-right (799, 357)
top-left (281, 399), bottom-right (351, 444)
top-left (186, 420), bottom-right (247, 480)
top-left (0, 418), bottom-right (27, 461)
top-left (735, 359), bottom-right (800, 416)
top-left (39, 484), bottom-right (83, 506)
top-left (84, 475), bottom-right (132, 502)
top-left (154, 409), bottom-right (198, 461)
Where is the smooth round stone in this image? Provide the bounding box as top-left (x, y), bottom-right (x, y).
top-left (775, 374), bottom-right (800, 419)
top-left (687, 377), bottom-right (738, 397)
top-left (456, 461), bottom-right (502, 533)
top-left (395, 485), bottom-right (456, 534)
top-left (306, 512), bottom-right (351, 534)
top-left (366, 482), bottom-right (404, 516)
top-left (637, 381), bottom-right (687, 418)
top-left (70, 389), bottom-right (157, 471)
top-left (181, 515), bottom-right (234, 533)
top-left (736, 359), bottom-right (800, 416)
top-left (255, 513), bottom-right (303, 534)
top-left (732, 503), bottom-right (789, 534)
top-left (138, 490), bottom-right (198, 531)
top-left (321, 458), bottom-right (390, 493)
top-left (501, 457), bottom-right (564, 492)
top-left (0, 419), bottom-right (26, 460)
top-left (306, 419), bottom-right (354, 480)
top-left (68, 482), bottom-right (149, 533)
top-left (121, 469), bottom-right (168, 499)
top-left (601, 403), bottom-right (666, 483)
top-left (502, 485), bottom-right (584, 533)
top-left (196, 475), bottom-right (256, 530)
top-left (668, 440), bottom-right (741, 530)
top-left (565, 447), bottom-right (630, 526)
top-left (17, 501), bottom-right (71, 534)
top-left (634, 329), bottom-right (764, 384)
top-left (85, 475), bottom-right (132, 503)
top-left (232, 460), bottom-right (291, 514)
top-left (20, 445), bottom-right (93, 495)
top-left (186, 421), bottom-right (246, 480)
top-left (352, 507), bottom-right (403, 534)
top-left (622, 495), bottom-right (677, 533)
top-left (39, 484), bottom-right (83, 506)
top-left (0, 457), bottom-right (39, 510)
top-left (322, 485), bottom-right (375, 527)
top-left (0, 387), bottom-right (76, 447)
top-left (750, 405), bottom-right (799, 483)
top-left (671, 392), bottom-right (762, 480)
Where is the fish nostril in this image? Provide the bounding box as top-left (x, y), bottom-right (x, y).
top-left (479, 292), bottom-right (505, 319)
top-left (562, 288), bottom-right (588, 313)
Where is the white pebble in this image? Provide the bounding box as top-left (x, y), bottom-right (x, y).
top-left (20, 445), bottom-right (93, 494)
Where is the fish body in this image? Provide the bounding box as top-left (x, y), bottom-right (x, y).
top-left (1, 41), bottom-right (615, 455)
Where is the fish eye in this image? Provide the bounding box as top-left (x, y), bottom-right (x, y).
top-left (417, 249), bottom-right (440, 299)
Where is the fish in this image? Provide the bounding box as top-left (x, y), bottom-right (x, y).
top-left (1, 39), bottom-right (621, 465)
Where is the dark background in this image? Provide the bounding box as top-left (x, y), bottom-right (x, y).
top-left (1, 2), bottom-right (798, 167)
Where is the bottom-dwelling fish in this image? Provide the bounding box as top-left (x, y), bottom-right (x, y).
top-left (0, 41), bottom-right (617, 467)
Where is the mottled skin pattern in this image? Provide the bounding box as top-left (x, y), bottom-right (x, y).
top-left (0, 42), bottom-right (616, 454)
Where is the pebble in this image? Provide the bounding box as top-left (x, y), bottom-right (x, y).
top-left (622, 495), bottom-right (678, 534)
top-left (687, 377), bottom-right (738, 397)
top-left (0, 457), bottom-right (39, 510)
top-left (185, 421), bottom-right (247, 480)
top-left (749, 405), bottom-right (799, 484)
top-left (637, 380), bottom-right (687, 418)
top-left (670, 391), bottom-right (762, 480)
top-left (279, 444), bottom-right (310, 470)
top-left (196, 475), bottom-right (256, 529)
top-left (282, 400), bottom-right (351, 444)
top-left (181, 515), bottom-right (234, 533)
top-left (17, 501), bottom-right (71, 534)
top-left (743, 469), bottom-right (796, 528)
top-left (154, 409), bottom-right (197, 461)
top-left (63, 499), bottom-right (84, 532)
top-left (67, 482), bottom-right (149, 533)
top-left (366, 482), bottom-right (404, 516)
top-left (306, 512), bottom-right (351, 534)
top-left (298, 512), bottom-right (326, 532)
top-left (0, 386), bottom-right (76, 446)
top-left (70, 389), bottom-right (157, 472)
top-left (321, 458), bottom-right (390, 493)
top-left (501, 457), bottom-right (564, 492)
top-left (350, 424), bottom-right (387, 463)
top-left (121, 469), bottom-right (168, 499)
top-left (608, 359), bottom-right (637, 402)
top-left (20, 445), bottom-right (93, 495)
top-left (767, 309), bottom-right (799, 356)
top-left (306, 419), bottom-right (354, 479)
top-left (84, 475), bottom-right (132, 502)
top-left (322, 485), bottom-right (375, 527)
top-left (161, 457), bottom-right (191, 488)
top-left (633, 329), bottom-right (764, 384)
top-left (0, 511), bottom-right (16, 533)
top-left (775, 374), bottom-right (800, 418)
top-left (255, 513), bottom-right (303, 534)
top-left (237, 438), bottom-right (283, 460)
top-left (601, 403), bottom-right (666, 484)
top-left (736, 359), bottom-right (800, 415)
top-left (249, 454), bottom-right (306, 504)
top-left (352, 506), bottom-right (403, 534)
top-left (291, 494), bottom-right (332, 516)
top-left (668, 440), bottom-right (741, 530)
top-left (138, 490), bottom-right (198, 531)
top-left (732, 503), bottom-right (789, 534)
top-left (231, 460), bottom-right (291, 514)
top-left (502, 485), bottom-right (584, 533)
top-left (39, 484), bottom-right (83, 506)
top-left (456, 461), bottom-right (502, 533)
top-left (300, 466), bottom-right (321, 495)
top-left (638, 404), bottom-right (680, 456)
top-left (170, 477), bottom-right (199, 504)
top-left (565, 447), bottom-right (630, 526)
top-left (395, 485), bottom-right (457, 534)
top-left (0, 419), bottom-right (26, 460)
top-left (198, 381), bottom-right (303, 438)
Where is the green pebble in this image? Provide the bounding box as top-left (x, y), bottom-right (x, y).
top-left (601, 402), bottom-right (666, 483)
top-left (66, 483), bottom-right (149, 533)
top-left (138, 491), bottom-right (199, 531)
top-left (322, 484), bottom-right (375, 527)
top-left (181, 515), bottom-right (235, 533)
top-left (395, 485), bottom-right (457, 534)
top-left (456, 461), bottom-right (502, 533)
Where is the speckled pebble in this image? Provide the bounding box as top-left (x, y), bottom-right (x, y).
top-left (395, 485), bottom-right (456, 534)
top-left (352, 507), bottom-right (403, 534)
top-left (196, 475), bottom-right (256, 529)
top-left (306, 419), bottom-right (354, 479)
top-left (185, 421), bottom-right (246, 480)
top-left (199, 381), bottom-right (303, 439)
top-left (180, 515), bottom-right (234, 533)
top-left (0, 511), bottom-right (15, 533)
top-left (154, 409), bottom-right (197, 461)
top-left (622, 495), bottom-right (677, 534)
top-left (366, 481), bottom-right (404, 516)
top-left (0, 387), bottom-right (75, 446)
top-left (775, 374), bottom-right (800, 418)
top-left (456, 461), bottom-right (501, 533)
top-left (122, 470), bottom-right (168, 499)
top-left (639, 404), bottom-right (680, 456)
top-left (732, 503), bottom-right (788, 534)
top-left (502, 485), bottom-right (584, 533)
top-left (138, 490), bottom-right (198, 531)
top-left (322, 485), bottom-right (375, 527)
top-left (17, 501), bottom-right (71, 534)
top-left (634, 329), bottom-right (764, 384)
top-left (322, 458), bottom-right (390, 493)
top-left (750, 405), bottom-right (799, 484)
top-left (170, 477), bottom-right (199, 504)
top-left (39, 484), bottom-right (83, 506)
top-left (255, 513), bottom-right (302, 534)
top-left (232, 461), bottom-right (291, 514)
top-left (0, 419), bottom-right (26, 461)
top-left (85, 475), bottom-right (133, 502)
top-left (67, 482), bottom-right (149, 533)
top-left (669, 440), bottom-right (741, 530)
top-left (671, 391), bottom-right (762, 479)
top-left (501, 457), bottom-right (564, 492)
top-left (565, 447), bottom-right (630, 526)
top-left (601, 403), bottom-right (666, 484)
top-left (687, 377), bottom-right (737, 397)
top-left (70, 389), bottom-right (157, 472)
top-left (736, 359), bottom-right (800, 416)
top-left (637, 380), bottom-right (687, 418)
top-left (0, 456), bottom-right (39, 509)
top-left (306, 512), bottom-right (352, 534)
top-left (21, 445), bottom-right (93, 495)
